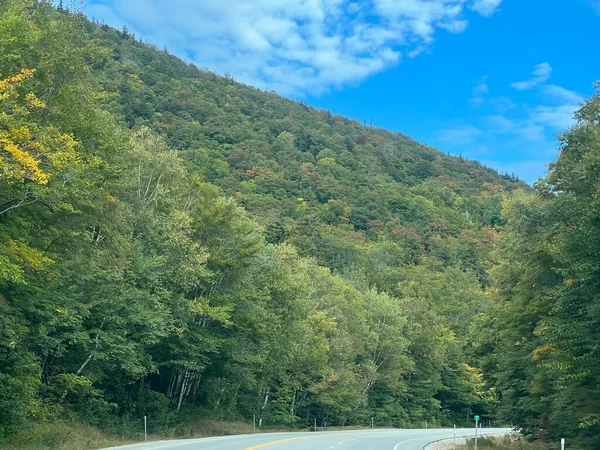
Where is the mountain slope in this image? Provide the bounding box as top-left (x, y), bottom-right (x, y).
top-left (90, 22), bottom-right (524, 284)
top-left (0, 1), bottom-right (525, 445)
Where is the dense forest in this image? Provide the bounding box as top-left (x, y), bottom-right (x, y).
top-left (476, 86), bottom-right (600, 449)
top-left (0, 1), bottom-right (597, 449)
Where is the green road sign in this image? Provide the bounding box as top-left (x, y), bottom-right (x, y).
top-left (474, 415), bottom-right (480, 421)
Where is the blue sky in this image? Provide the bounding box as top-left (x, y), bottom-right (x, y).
top-left (82, 0), bottom-right (600, 183)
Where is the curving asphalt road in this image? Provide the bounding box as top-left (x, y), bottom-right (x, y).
top-left (103, 428), bottom-right (511, 450)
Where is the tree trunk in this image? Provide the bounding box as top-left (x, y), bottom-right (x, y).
top-left (290, 389), bottom-right (297, 416)
top-left (177, 369), bottom-right (191, 410)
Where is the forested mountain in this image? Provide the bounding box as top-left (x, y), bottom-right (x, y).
top-left (0, 0), bottom-right (536, 445)
top-left (93, 9), bottom-right (525, 288)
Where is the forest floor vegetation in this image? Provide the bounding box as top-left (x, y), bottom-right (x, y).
top-left (449, 435), bottom-right (551, 450)
top-left (0, 419), bottom-right (257, 450)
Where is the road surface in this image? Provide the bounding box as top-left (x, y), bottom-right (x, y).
top-left (103, 428), bottom-right (511, 450)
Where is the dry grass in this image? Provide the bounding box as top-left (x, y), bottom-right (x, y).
top-left (0, 419), bottom-right (259, 450)
top-left (170, 418), bottom-right (255, 438)
top-left (0, 422), bottom-right (133, 450)
top-left (460, 435), bottom-right (551, 450)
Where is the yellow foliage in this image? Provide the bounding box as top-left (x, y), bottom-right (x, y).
top-left (0, 68), bottom-right (36, 100)
top-left (461, 362), bottom-right (483, 382)
top-left (532, 343), bottom-right (553, 360)
top-left (7, 239), bottom-right (54, 270)
top-left (25, 92), bottom-right (46, 109)
top-left (127, 73), bottom-right (144, 85)
top-left (0, 69), bottom-right (80, 185)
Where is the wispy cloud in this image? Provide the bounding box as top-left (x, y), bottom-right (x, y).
top-left (474, 76), bottom-right (490, 95)
top-left (470, 75), bottom-right (489, 105)
top-left (512, 71), bottom-right (583, 134)
top-left (437, 125), bottom-right (483, 145)
top-left (437, 65), bottom-right (585, 183)
top-left (470, 0), bottom-right (503, 17)
top-left (541, 85), bottom-right (584, 104)
top-left (532, 85), bottom-right (583, 130)
top-left (510, 62), bottom-right (553, 90)
top-left (532, 104), bottom-right (580, 130)
top-left (85, 0), bottom-right (503, 95)
top-left (486, 115), bottom-right (546, 142)
top-left (489, 96), bottom-right (517, 113)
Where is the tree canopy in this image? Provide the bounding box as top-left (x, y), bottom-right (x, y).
top-left (4, 1), bottom-right (578, 446)
top-left (476, 85), bottom-right (600, 449)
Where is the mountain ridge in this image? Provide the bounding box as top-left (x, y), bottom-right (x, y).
top-left (88, 20), bottom-right (525, 282)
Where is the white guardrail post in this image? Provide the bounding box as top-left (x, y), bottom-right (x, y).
top-left (453, 424), bottom-right (456, 448)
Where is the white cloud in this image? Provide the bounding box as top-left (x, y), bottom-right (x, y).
top-left (490, 96), bottom-right (517, 113)
top-left (510, 62), bottom-right (553, 91)
top-left (470, 0), bottom-right (503, 17)
top-left (530, 85), bottom-right (583, 130)
top-left (541, 85), bottom-right (584, 104)
top-left (85, 0), bottom-right (503, 95)
top-left (487, 115), bottom-right (546, 142)
top-left (436, 71), bottom-right (584, 183)
top-left (437, 125), bottom-right (483, 145)
top-left (532, 104), bottom-right (578, 130)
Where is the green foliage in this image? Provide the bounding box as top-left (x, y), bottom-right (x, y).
top-left (0, 0), bottom-right (524, 443)
top-left (479, 86), bottom-right (600, 449)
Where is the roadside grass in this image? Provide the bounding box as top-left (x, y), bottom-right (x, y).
top-left (164, 417), bottom-right (255, 438)
top-left (0, 422), bottom-right (133, 450)
top-left (460, 435), bottom-right (551, 449)
top-left (0, 419), bottom-right (269, 450)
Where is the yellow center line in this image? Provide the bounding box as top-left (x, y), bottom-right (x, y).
top-left (242, 431), bottom-right (389, 450)
top-left (242, 436), bottom-right (309, 450)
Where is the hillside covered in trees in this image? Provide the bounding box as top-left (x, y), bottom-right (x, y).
top-left (5, 1), bottom-right (598, 449)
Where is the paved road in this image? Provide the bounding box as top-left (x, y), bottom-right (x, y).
top-left (103, 428), bottom-right (510, 450)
